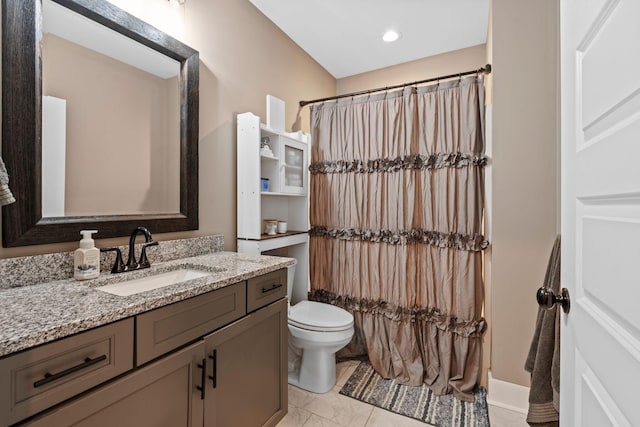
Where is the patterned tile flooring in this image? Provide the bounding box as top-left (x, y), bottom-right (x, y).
top-left (277, 361), bottom-right (528, 427)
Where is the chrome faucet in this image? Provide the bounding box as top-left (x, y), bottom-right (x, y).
top-left (100, 227), bottom-right (158, 274)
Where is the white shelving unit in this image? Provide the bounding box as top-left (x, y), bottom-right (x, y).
top-left (236, 112), bottom-right (309, 304)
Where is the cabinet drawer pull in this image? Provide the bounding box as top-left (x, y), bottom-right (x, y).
top-left (261, 283), bottom-right (283, 293)
top-left (208, 350), bottom-right (217, 389)
top-left (33, 354), bottom-right (107, 388)
top-left (197, 359), bottom-right (206, 400)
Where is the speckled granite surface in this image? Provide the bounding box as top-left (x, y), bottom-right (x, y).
top-left (0, 251), bottom-right (294, 357)
top-left (0, 235), bottom-right (224, 289)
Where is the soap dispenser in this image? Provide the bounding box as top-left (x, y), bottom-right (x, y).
top-left (74, 230), bottom-right (100, 280)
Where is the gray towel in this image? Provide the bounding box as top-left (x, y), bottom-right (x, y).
top-left (525, 236), bottom-right (560, 426)
top-left (0, 156), bottom-right (16, 206)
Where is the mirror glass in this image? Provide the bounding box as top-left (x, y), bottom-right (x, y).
top-left (41, 0), bottom-right (180, 217)
top-left (1, 0), bottom-right (199, 247)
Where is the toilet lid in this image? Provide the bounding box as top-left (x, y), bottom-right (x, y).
top-left (289, 301), bottom-right (354, 332)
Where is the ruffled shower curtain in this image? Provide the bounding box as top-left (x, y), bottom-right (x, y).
top-left (308, 76), bottom-right (488, 401)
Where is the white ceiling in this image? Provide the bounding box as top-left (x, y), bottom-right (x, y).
top-left (249, 0), bottom-right (490, 79)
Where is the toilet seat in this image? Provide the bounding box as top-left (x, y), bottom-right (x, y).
top-left (288, 301), bottom-right (353, 332)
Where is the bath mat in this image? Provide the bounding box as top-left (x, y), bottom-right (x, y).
top-left (340, 361), bottom-right (490, 427)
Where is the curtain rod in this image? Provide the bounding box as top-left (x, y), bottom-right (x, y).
top-left (299, 64), bottom-right (492, 108)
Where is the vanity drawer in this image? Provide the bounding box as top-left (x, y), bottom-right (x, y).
top-left (136, 282), bottom-right (246, 365)
top-left (0, 318), bottom-right (134, 426)
top-left (247, 268), bottom-right (287, 313)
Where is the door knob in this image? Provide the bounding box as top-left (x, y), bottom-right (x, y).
top-left (536, 287), bottom-right (570, 314)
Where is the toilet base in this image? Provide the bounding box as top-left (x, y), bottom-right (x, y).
top-left (288, 348), bottom-right (337, 394)
top-left (286, 302), bottom-right (354, 395)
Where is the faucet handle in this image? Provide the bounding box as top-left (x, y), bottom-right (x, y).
top-left (100, 247), bottom-right (125, 274)
top-left (139, 241), bottom-right (159, 268)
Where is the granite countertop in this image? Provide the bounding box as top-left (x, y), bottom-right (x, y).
top-left (0, 252), bottom-right (294, 358)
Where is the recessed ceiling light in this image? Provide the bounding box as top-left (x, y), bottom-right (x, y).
top-left (382, 30), bottom-right (400, 43)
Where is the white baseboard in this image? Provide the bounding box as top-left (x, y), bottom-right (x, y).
top-left (486, 370), bottom-right (529, 414)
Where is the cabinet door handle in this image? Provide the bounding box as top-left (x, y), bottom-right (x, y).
top-left (33, 354), bottom-right (107, 388)
top-left (208, 350), bottom-right (217, 389)
top-left (196, 359), bottom-right (206, 400)
top-left (261, 283), bottom-right (283, 293)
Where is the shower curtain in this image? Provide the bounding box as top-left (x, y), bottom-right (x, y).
top-left (308, 76), bottom-right (488, 401)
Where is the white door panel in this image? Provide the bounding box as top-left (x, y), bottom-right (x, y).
top-left (575, 350), bottom-right (632, 427)
top-left (574, 303), bottom-right (640, 420)
top-left (582, 217), bottom-right (640, 329)
top-left (561, 0), bottom-right (640, 425)
top-left (577, 118), bottom-right (640, 196)
top-left (580, 1), bottom-right (640, 126)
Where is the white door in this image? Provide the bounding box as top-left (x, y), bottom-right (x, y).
top-left (561, 0), bottom-right (640, 425)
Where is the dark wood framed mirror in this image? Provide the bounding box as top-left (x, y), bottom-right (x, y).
top-left (1, 0), bottom-right (199, 247)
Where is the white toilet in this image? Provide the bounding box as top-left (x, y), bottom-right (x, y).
top-left (287, 263), bottom-right (355, 393)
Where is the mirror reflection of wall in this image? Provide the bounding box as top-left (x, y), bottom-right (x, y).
top-left (41, 0), bottom-right (181, 217)
top-left (42, 96), bottom-right (67, 217)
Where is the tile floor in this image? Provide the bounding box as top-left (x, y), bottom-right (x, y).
top-left (277, 361), bottom-right (528, 427)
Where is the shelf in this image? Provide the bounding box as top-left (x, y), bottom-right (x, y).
top-left (237, 111), bottom-right (308, 248)
top-left (284, 164), bottom-right (303, 170)
top-left (238, 111), bottom-right (309, 305)
top-left (258, 230), bottom-right (307, 241)
top-left (260, 153), bottom-right (278, 161)
top-left (259, 124), bottom-right (309, 143)
top-left (261, 191), bottom-right (306, 197)
top-left (238, 232), bottom-right (309, 253)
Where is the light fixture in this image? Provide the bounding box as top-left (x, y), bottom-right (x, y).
top-left (382, 30), bottom-right (400, 43)
top-left (168, 0), bottom-right (185, 7)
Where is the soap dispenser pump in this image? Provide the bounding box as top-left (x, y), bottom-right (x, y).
top-left (74, 230), bottom-right (100, 280)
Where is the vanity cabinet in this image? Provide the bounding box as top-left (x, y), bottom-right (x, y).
top-left (246, 269), bottom-right (287, 313)
top-left (203, 299), bottom-right (287, 427)
top-left (0, 318), bottom-right (134, 426)
top-left (136, 282), bottom-right (246, 365)
top-left (6, 269), bottom-right (288, 427)
top-left (24, 341), bottom-right (205, 427)
top-left (203, 269), bottom-right (287, 427)
top-left (237, 112), bottom-right (310, 304)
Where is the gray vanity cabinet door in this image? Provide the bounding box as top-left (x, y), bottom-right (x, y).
top-left (0, 318), bottom-right (134, 426)
top-left (203, 298), bottom-right (287, 427)
top-left (24, 341), bottom-right (206, 427)
top-left (136, 282), bottom-right (246, 365)
top-left (246, 269), bottom-right (287, 313)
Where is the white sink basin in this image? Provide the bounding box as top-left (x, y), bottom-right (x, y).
top-left (96, 269), bottom-right (210, 296)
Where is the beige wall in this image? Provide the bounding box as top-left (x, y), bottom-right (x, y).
top-left (337, 44), bottom-right (486, 94)
top-left (483, 0), bottom-right (494, 390)
top-left (42, 34), bottom-right (180, 216)
top-left (490, 0), bottom-right (559, 387)
top-left (0, 0), bottom-right (335, 257)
